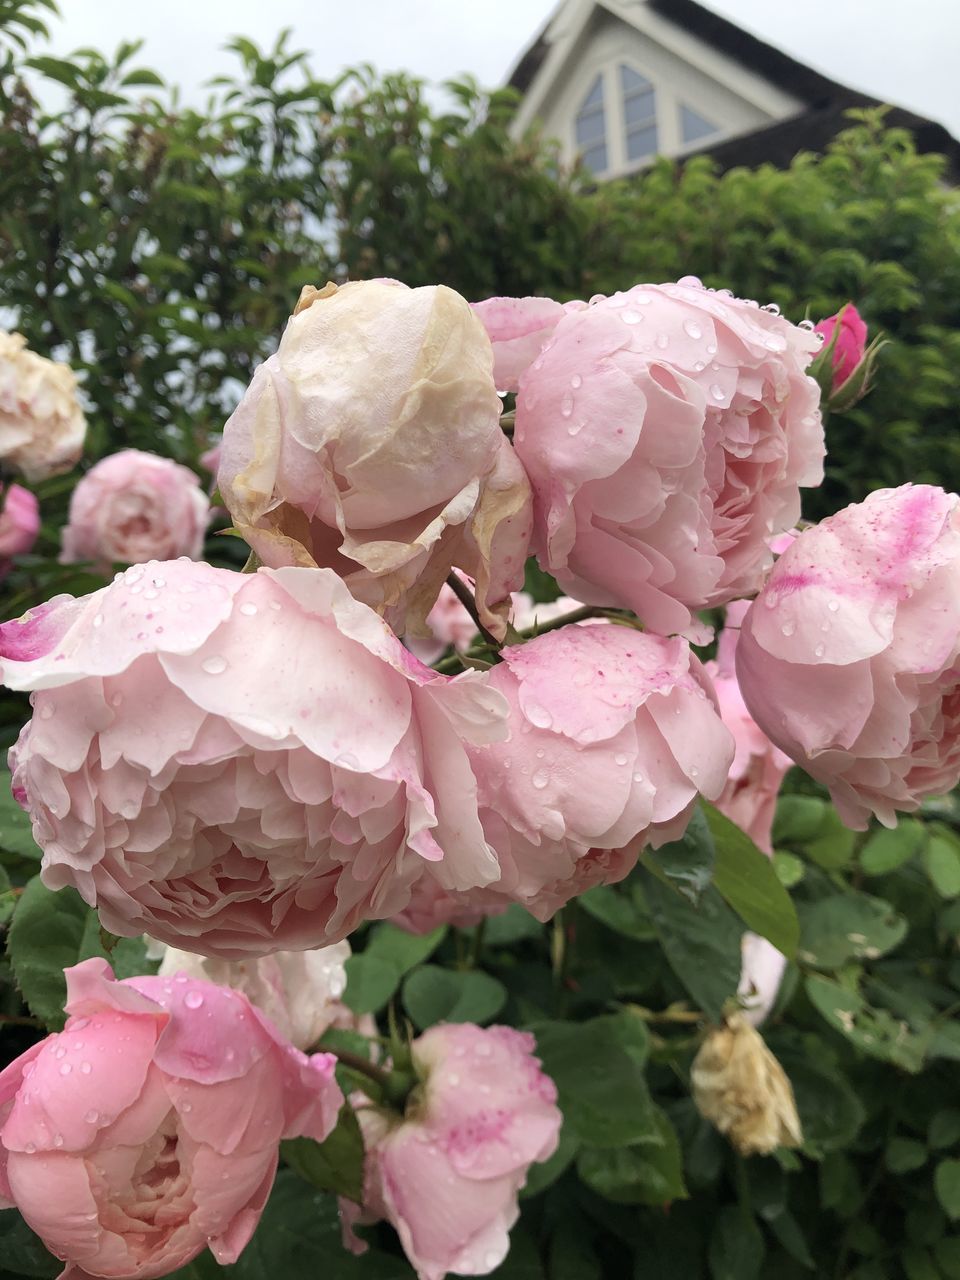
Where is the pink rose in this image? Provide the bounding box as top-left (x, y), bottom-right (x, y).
top-left (512, 279), bottom-right (824, 638)
top-left (60, 450), bottom-right (210, 572)
top-left (349, 1023), bottom-right (561, 1279)
top-left (814, 303), bottom-right (868, 387)
top-left (0, 332), bottom-right (86, 482)
top-left (3, 559), bottom-right (506, 956)
top-left (409, 623), bottom-right (733, 923)
top-left (470, 295), bottom-right (586, 393)
top-left (153, 941), bottom-right (352, 1051)
top-left (405, 581), bottom-right (478, 665)
top-left (0, 484), bottom-right (39, 578)
top-left (219, 280), bottom-right (532, 640)
top-left (736, 484), bottom-right (960, 829)
top-left (389, 876), bottom-right (507, 935)
top-left (706, 601), bottom-right (792, 855)
top-left (0, 957), bottom-right (342, 1278)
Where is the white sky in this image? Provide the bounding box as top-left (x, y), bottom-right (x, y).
top-left (41, 0), bottom-right (960, 137)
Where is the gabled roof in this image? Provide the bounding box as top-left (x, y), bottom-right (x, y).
top-left (507, 0), bottom-right (960, 176)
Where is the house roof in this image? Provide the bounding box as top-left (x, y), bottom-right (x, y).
top-left (506, 0), bottom-right (960, 176)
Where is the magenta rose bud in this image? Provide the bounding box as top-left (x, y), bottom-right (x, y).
top-left (814, 303), bottom-right (868, 388)
top-left (413, 623), bottom-right (734, 922)
top-left (512, 278), bottom-right (824, 639)
top-left (0, 484), bottom-right (40, 578)
top-left (350, 1023), bottom-right (561, 1279)
top-left (706, 601), bottom-right (792, 855)
top-left (59, 450), bottom-right (210, 572)
top-left (737, 484), bottom-right (960, 830)
top-left (2, 560), bottom-right (506, 956)
top-left (0, 958), bottom-right (342, 1278)
top-left (218, 280), bottom-right (532, 640)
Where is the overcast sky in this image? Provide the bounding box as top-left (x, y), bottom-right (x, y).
top-left (42, 0), bottom-right (960, 137)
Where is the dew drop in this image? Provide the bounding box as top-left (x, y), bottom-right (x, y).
top-left (532, 770), bottom-right (549, 790)
top-left (622, 309), bottom-right (642, 325)
top-left (690, 766), bottom-right (699, 778)
top-left (80, 1061), bottom-right (92, 1075)
top-left (614, 753), bottom-right (629, 766)
top-left (143, 588), bottom-right (159, 601)
top-left (53, 1133), bottom-right (64, 1148)
top-left (781, 621), bottom-right (796, 637)
top-left (39, 704), bottom-right (55, 720)
top-left (526, 703), bottom-right (553, 729)
top-left (683, 319), bottom-right (703, 340)
top-left (763, 594), bottom-right (778, 610)
top-left (239, 602), bottom-right (258, 617)
top-left (827, 599), bottom-right (840, 612)
top-left (567, 420), bottom-right (584, 436)
top-left (110, 692), bottom-right (123, 707)
top-left (184, 991), bottom-right (204, 1010)
top-left (655, 332), bottom-right (669, 350)
top-left (24, 1142), bottom-right (36, 1154)
top-left (84, 1110), bottom-right (99, 1125)
top-left (93, 614), bottom-right (104, 629)
top-left (560, 391), bottom-right (574, 418)
top-left (201, 656), bottom-right (228, 675)
top-left (814, 643), bottom-right (826, 658)
top-left (570, 374), bottom-right (583, 389)
top-left (54, 1046), bottom-right (66, 1060)
top-left (709, 383), bottom-right (725, 402)
top-left (633, 291), bottom-right (654, 305)
top-left (633, 771), bottom-right (644, 783)
top-left (59, 1063), bottom-right (72, 1076)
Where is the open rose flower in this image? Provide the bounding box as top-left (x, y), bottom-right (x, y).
top-left (0, 484), bottom-right (40, 580)
top-left (511, 278), bottom-right (823, 638)
top-left (0, 332), bottom-right (87, 482)
top-left (347, 1023), bottom-right (560, 1280)
top-left (218, 280), bottom-right (532, 639)
top-left (60, 450), bottom-right (210, 572)
top-left (3, 560), bottom-right (507, 957)
top-left (736, 484), bottom-right (960, 829)
top-left (0, 957), bottom-right (342, 1279)
top-left (407, 623), bottom-right (734, 922)
top-left (153, 941), bottom-right (352, 1051)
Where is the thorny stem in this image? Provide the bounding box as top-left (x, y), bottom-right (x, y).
top-left (432, 603), bottom-right (636, 674)
top-left (329, 1047), bottom-right (415, 1110)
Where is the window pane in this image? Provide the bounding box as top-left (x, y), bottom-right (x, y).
top-left (576, 107), bottom-right (606, 146)
top-left (681, 105), bottom-right (719, 144)
top-left (620, 64), bottom-right (652, 94)
top-left (582, 74), bottom-right (604, 110)
top-left (623, 88), bottom-right (655, 126)
top-left (626, 123), bottom-right (658, 161)
top-left (580, 142), bottom-right (608, 174)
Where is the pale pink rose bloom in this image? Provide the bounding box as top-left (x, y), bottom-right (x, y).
top-left (814, 303), bottom-right (868, 387)
top-left (470, 295), bottom-right (586, 393)
top-left (0, 332), bottom-right (86, 482)
top-left (389, 876), bottom-right (507, 935)
top-left (737, 484), bottom-right (960, 830)
top-left (427, 623), bottom-right (735, 922)
top-left (219, 280), bottom-right (532, 640)
top-left (512, 279), bottom-right (824, 639)
top-left (405, 582), bottom-right (478, 665)
top-left (200, 439), bottom-right (222, 479)
top-left (707, 601), bottom-right (792, 856)
top-left (348, 1023), bottom-right (561, 1280)
top-left (2, 560), bottom-right (507, 957)
top-left (60, 450), bottom-right (210, 572)
top-left (0, 958), bottom-right (342, 1279)
top-left (0, 484), bottom-right (39, 579)
top-left (153, 940), bottom-right (351, 1051)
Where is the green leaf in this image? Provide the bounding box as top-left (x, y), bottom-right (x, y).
top-left (365, 922), bottom-right (446, 973)
top-left (885, 1136), bottom-right (927, 1173)
top-left (576, 1107), bottom-right (686, 1205)
top-left (773, 1047), bottom-right (865, 1156)
top-left (482, 904), bottom-right (543, 946)
top-left (804, 974), bottom-right (928, 1072)
top-left (935, 1158), bottom-right (960, 1220)
top-left (639, 868), bottom-right (742, 1020)
top-left (924, 834), bottom-right (960, 898)
top-left (708, 1206), bottom-right (765, 1280)
top-left (402, 965), bottom-right (506, 1028)
top-left (520, 1122), bottom-right (579, 1198)
top-left (281, 1103), bottom-right (364, 1203)
top-left (860, 819), bottom-right (926, 875)
top-left (0, 1210), bottom-right (58, 1277)
top-left (796, 890), bottom-right (907, 969)
top-left (772, 850), bottom-right (805, 888)
top-left (773, 796), bottom-right (827, 846)
top-left (532, 1014), bottom-right (653, 1148)
top-left (7, 878), bottom-right (147, 1029)
top-left (341, 953), bottom-right (402, 1015)
top-left (705, 802), bottom-right (800, 958)
top-left (649, 805), bottom-right (714, 904)
top-left (929, 1109), bottom-right (960, 1150)
top-left (119, 68), bottom-right (165, 87)
top-left (0, 769), bottom-right (41, 859)
top-left (935, 1238), bottom-right (960, 1279)
top-left (804, 807), bottom-right (857, 870)
top-left (578, 884), bottom-right (655, 941)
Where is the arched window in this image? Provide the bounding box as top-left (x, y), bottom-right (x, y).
top-left (680, 104), bottom-right (720, 145)
top-left (575, 74), bottom-right (607, 174)
top-left (620, 64), bottom-right (658, 162)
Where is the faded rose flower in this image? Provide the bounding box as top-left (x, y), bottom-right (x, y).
top-left (512, 278), bottom-right (823, 639)
top-left (0, 485), bottom-right (39, 580)
top-left (736, 484), bottom-right (960, 829)
top-left (419, 622), bottom-right (734, 923)
top-left (153, 940), bottom-right (352, 1051)
top-left (347, 1023), bottom-right (561, 1280)
top-left (219, 280), bottom-right (532, 639)
top-left (0, 958), bottom-right (342, 1278)
top-left (60, 450), bottom-right (209, 572)
top-left (0, 332), bottom-right (86, 482)
top-left (3, 560), bottom-right (507, 957)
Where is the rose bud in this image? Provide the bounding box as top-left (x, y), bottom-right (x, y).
top-left (0, 332), bottom-right (87, 482)
top-left (736, 484), bottom-right (960, 830)
top-left (60, 450), bottom-right (210, 572)
top-left (0, 958), bottom-right (342, 1278)
top-left (0, 484), bottom-right (40, 579)
top-left (2, 560), bottom-right (507, 957)
top-left (346, 1023), bottom-right (561, 1279)
top-left (813, 303), bottom-right (868, 388)
top-left (512, 278), bottom-right (823, 639)
top-left (218, 279), bottom-right (532, 640)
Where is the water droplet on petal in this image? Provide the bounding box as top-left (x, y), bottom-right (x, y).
top-left (709, 383), bottom-right (725, 402)
top-left (84, 1110), bottom-right (99, 1125)
top-left (614, 753), bottom-right (629, 766)
top-left (781, 621), bottom-right (796, 637)
top-left (184, 991), bottom-right (204, 1010)
top-left (622, 309), bottom-right (642, 324)
top-left (827, 600), bottom-right (840, 613)
top-left (80, 1061), bottom-right (92, 1075)
top-left (683, 319), bottom-right (703, 340)
top-left (201, 656), bottom-right (227, 675)
top-left (526, 703), bottom-right (553, 729)
top-left (570, 374), bottom-right (583, 389)
top-left (532, 770), bottom-right (549, 790)
top-left (814, 643), bottom-right (826, 658)
top-left (59, 1063), bottom-right (72, 1076)
top-left (560, 391), bottom-right (574, 418)
top-left (239, 602), bottom-right (258, 617)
